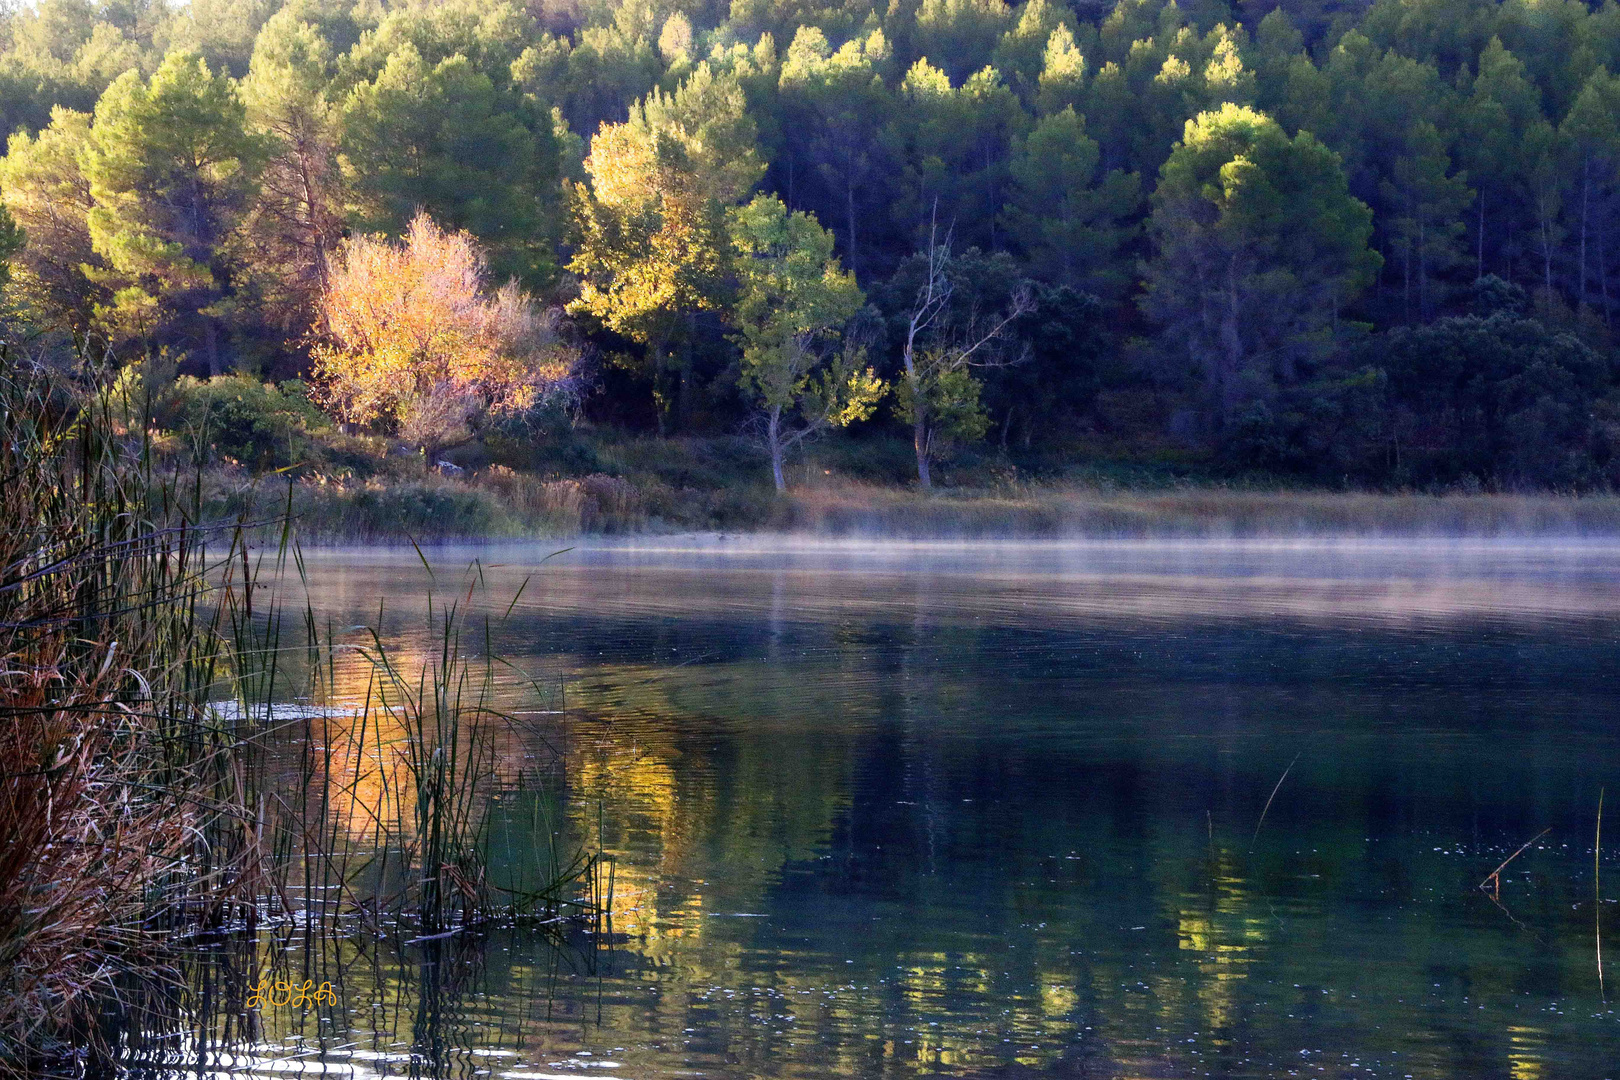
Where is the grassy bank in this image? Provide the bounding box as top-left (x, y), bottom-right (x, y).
top-left (209, 460), bottom-right (1620, 544)
top-left (774, 485), bottom-right (1620, 538)
top-left (151, 376), bottom-right (1620, 542)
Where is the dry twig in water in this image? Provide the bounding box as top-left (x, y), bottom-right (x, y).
top-left (1250, 753), bottom-right (1301, 851)
top-left (1479, 828), bottom-right (1552, 901)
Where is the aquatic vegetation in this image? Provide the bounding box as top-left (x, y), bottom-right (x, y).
top-left (0, 368), bottom-right (255, 1069)
top-left (0, 365), bottom-right (609, 1076)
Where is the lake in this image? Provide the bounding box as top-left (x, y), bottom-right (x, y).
top-left (207, 537), bottom-right (1620, 1078)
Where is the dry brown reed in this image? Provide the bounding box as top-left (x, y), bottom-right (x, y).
top-left (0, 366), bottom-right (612, 1076)
top-left (1479, 828), bottom-right (1552, 900)
top-left (0, 368), bottom-right (258, 1070)
top-left (470, 467), bottom-right (643, 534)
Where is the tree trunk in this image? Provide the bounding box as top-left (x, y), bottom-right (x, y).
top-left (652, 359), bottom-right (670, 438)
top-left (204, 319), bottom-right (222, 378)
top-left (846, 179), bottom-right (859, 281)
top-left (768, 406), bottom-right (786, 492)
top-left (1580, 157), bottom-right (1591, 309)
top-left (913, 407), bottom-right (931, 490)
top-left (1418, 220), bottom-right (1429, 320)
top-left (1220, 259), bottom-right (1244, 413)
top-left (1541, 214), bottom-right (1554, 300)
top-left (1401, 237), bottom-right (1412, 321)
top-left (297, 133), bottom-right (330, 295)
top-left (1477, 194), bottom-right (1485, 280)
top-left (1602, 217), bottom-right (1611, 327)
top-left (903, 358), bottom-right (932, 490)
top-left (674, 327), bottom-right (693, 434)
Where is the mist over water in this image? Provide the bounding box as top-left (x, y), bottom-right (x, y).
top-left (225, 536), bottom-right (1620, 1078)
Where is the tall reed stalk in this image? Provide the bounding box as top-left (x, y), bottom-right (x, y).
top-left (264, 580), bottom-right (610, 939)
top-left (0, 361), bottom-right (610, 1076)
top-left (0, 363), bottom-right (259, 1072)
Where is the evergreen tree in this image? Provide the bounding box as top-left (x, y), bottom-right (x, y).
top-left (1033, 22), bottom-right (1085, 115)
top-left (1460, 38), bottom-right (1542, 280)
top-left (568, 62), bottom-right (765, 430)
top-left (338, 44), bottom-right (562, 285)
top-left (1000, 105), bottom-right (1138, 296)
top-left (908, 0), bottom-right (1014, 83)
top-left (1560, 67), bottom-right (1620, 318)
top-left (1144, 103), bottom-right (1381, 418)
top-left (0, 107), bottom-right (106, 335)
top-left (1380, 119), bottom-right (1473, 319)
top-left (240, 10), bottom-right (343, 337)
top-left (890, 59), bottom-right (1028, 252)
top-left (992, 0), bottom-right (1076, 104)
top-left (775, 26), bottom-right (898, 279)
top-left (80, 51), bottom-right (263, 373)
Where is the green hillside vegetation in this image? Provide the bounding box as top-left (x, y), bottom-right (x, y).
top-left (5, 0), bottom-right (1620, 525)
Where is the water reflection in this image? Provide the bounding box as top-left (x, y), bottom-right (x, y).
top-left (177, 539), bottom-right (1620, 1075)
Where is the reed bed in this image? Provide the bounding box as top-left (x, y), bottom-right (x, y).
top-left (0, 365), bottom-right (610, 1077)
top-left (0, 369), bottom-right (257, 1068)
top-left (243, 572), bottom-right (612, 941)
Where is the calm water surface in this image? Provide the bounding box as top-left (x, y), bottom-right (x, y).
top-left (233, 538), bottom-right (1620, 1079)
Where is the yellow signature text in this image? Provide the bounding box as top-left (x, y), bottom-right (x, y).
top-left (246, 978), bottom-right (337, 1009)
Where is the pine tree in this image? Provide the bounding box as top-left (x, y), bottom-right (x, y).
top-left (0, 106), bottom-right (106, 335)
top-left (1380, 120), bottom-right (1473, 319)
top-left (338, 44), bottom-right (562, 286)
top-left (568, 63), bottom-right (765, 431)
top-left (1000, 105), bottom-right (1138, 296)
top-left (80, 51), bottom-right (264, 373)
top-left (1460, 38), bottom-right (1542, 279)
top-left (1560, 68), bottom-right (1620, 318)
top-left (1145, 104), bottom-right (1381, 417)
top-left (239, 10), bottom-right (343, 335)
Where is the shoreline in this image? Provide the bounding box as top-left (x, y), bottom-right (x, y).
top-left (253, 485), bottom-right (1620, 546)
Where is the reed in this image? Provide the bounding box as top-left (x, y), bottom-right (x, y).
top-left (0, 362), bottom-right (610, 1076)
top-left (0, 363), bottom-right (260, 1071)
top-left (1479, 828), bottom-right (1552, 900)
top-left (244, 570), bottom-right (611, 943)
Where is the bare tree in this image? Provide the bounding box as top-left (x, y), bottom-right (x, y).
top-left (899, 210), bottom-right (1033, 488)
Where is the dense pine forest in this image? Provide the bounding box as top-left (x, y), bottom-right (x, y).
top-left (3, 0), bottom-right (1620, 501)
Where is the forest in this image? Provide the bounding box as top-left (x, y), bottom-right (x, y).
top-left (3, 0), bottom-right (1620, 498)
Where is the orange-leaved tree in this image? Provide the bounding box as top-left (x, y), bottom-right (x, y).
top-left (313, 212), bottom-right (577, 464)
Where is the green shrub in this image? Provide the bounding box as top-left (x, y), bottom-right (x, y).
top-left (158, 376), bottom-right (330, 472)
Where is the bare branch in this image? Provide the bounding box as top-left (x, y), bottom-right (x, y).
top-left (955, 282), bottom-right (1035, 368)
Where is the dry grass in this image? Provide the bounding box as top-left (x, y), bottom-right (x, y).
top-left (202, 466), bottom-right (647, 543)
top-left (217, 455), bottom-right (1620, 545)
top-left (475, 466), bottom-right (644, 533)
top-left (0, 372), bottom-right (256, 1070)
top-left (779, 481), bottom-right (1620, 538)
top-left (0, 366), bottom-right (613, 1074)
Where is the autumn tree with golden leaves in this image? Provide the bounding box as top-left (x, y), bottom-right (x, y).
top-left (313, 213), bottom-right (577, 464)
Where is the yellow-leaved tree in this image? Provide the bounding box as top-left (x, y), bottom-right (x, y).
top-left (568, 62), bottom-right (765, 433)
top-left (313, 213), bottom-right (577, 464)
